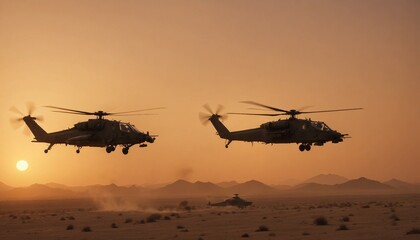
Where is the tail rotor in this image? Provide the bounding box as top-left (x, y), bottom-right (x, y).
top-left (9, 103), bottom-right (44, 136)
top-left (199, 104), bottom-right (228, 125)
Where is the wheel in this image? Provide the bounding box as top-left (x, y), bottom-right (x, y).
top-left (122, 148), bottom-right (129, 155)
top-left (106, 146), bottom-right (113, 153)
top-left (299, 144), bottom-right (305, 152)
top-left (76, 149), bottom-right (80, 154)
top-left (305, 144), bottom-right (311, 151)
top-left (44, 149), bottom-right (48, 154)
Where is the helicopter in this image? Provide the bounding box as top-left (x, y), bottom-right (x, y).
top-left (208, 194), bottom-right (252, 209)
top-left (200, 101), bottom-right (362, 151)
top-left (10, 104), bottom-right (163, 154)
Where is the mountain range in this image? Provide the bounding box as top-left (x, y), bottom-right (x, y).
top-left (1, 175), bottom-right (419, 201)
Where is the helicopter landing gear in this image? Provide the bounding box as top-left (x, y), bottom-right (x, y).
top-left (299, 144), bottom-right (311, 152)
top-left (106, 146), bottom-right (115, 153)
top-left (76, 147), bottom-right (81, 154)
top-left (225, 140), bottom-right (232, 148)
top-left (44, 144), bottom-right (54, 153)
top-left (122, 148), bottom-right (129, 155)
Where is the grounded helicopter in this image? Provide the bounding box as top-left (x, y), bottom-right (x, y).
top-left (208, 194), bottom-right (253, 209)
top-left (200, 101), bottom-right (362, 151)
top-left (10, 104), bottom-right (163, 154)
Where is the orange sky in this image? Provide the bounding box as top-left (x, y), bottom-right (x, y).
top-left (1, 0), bottom-right (419, 187)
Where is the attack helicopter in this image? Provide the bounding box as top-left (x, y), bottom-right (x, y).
top-left (10, 104), bottom-right (163, 154)
top-left (200, 101), bottom-right (362, 151)
top-left (208, 194), bottom-right (253, 209)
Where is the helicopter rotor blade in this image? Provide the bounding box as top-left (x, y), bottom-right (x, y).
top-left (51, 110), bottom-right (93, 115)
top-left (10, 118), bottom-right (24, 129)
top-left (215, 104), bottom-right (224, 115)
top-left (9, 106), bottom-right (24, 116)
top-left (44, 106), bottom-right (92, 115)
top-left (300, 108), bottom-right (363, 114)
top-left (199, 112), bottom-right (211, 125)
top-left (200, 104), bottom-right (228, 125)
top-left (240, 101), bottom-right (289, 113)
top-left (111, 113), bottom-right (158, 116)
top-left (27, 102), bottom-right (35, 116)
top-left (202, 104), bottom-right (214, 115)
top-left (297, 105), bottom-right (315, 112)
top-left (109, 107), bottom-right (165, 115)
top-left (228, 112), bottom-right (286, 117)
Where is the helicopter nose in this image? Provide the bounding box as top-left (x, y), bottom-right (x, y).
top-left (144, 133), bottom-right (155, 143)
top-left (331, 131), bottom-right (344, 143)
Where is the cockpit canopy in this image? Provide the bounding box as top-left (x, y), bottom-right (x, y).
top-left (119, 122), bottom-right (139, 133)
top-left (311, 121), bottom-right (332, 131)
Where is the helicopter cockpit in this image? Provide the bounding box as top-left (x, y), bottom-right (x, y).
top-left (119, 123), bottom-right (140, 133)
top-left (311, 121), bottom-right (332, 132)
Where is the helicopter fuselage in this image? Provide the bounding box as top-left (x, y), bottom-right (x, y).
top-left (23, 116), bottom-right (155, 154)
top-left (209, 115), bottom-right (345, 151)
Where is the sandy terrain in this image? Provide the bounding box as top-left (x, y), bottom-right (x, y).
top-left (1, 194), bottom-right (419, 240)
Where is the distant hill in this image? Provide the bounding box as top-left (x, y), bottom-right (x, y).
top-left (276, 178), bottom-right (301, 186)
top-left (0, 182), bottom-right (13, 191)
top-left (271, 184), bottom-right (292, 190)
top-left (336, 177), bottom-right (392, 190)
top-left (383, 179), bottom-right (419, 191)
top-left (293, 182), bottom-right (334, 192)
top-left (291, 177), bottom-right (394, 194)
top-left (216, 181), bottom-right (239, 188)
top-left (303, 174), bottom-right (348, 185)
top-left (45, 182), bottom-right (71, 190)
top-left (156, 179), bottom-right (225, 196)
top-left (3, 184), bottom-right (78, 200)
top-left (227, 180), bottom-right (276, 195)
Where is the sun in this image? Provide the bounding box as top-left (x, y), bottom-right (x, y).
top-left (16, 160), bottom-right (29, 172)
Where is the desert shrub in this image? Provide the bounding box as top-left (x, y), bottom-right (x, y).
top-left (361, 205), bottom-right (370, 208)
top-left (179, 200), bottom-right (189, 209)
top-left (60, 217), bottom-right (66, 221)
top-left (337, 224), bottom-right (349, 231)
top-left (66, 224), bottom-right (74, 230)
top-left (241, 233), bottom-right (250, 238)
top-left (342, 216), bottom-right (350, 222)
top-left (406, 228), bottom-right (420, 235)
top-left (125, 218), bottom-right (133, 223)
top-left (164, 216), bottom-right (171, 220)
top-left (314, 216), bottom-right (328, 225)
top-left (67, 216), bottom-right (75, 220)
top-left (81, 226), bottom-right (91, 232)
top-left (390, 214), bottom-right (400, 221)
top-left (111, 223), bottom-right (118, 228)
top-left (302, 232), bottom-right (310, 235)
top-left (146, 213), bottom-right (162, 223)
top-left (177, 225), bottom-right (185, 229)
top-left (170, 212), bottom-right (181, 218)
top-left (135, 220), bottom-right (145, 224)
top-left (255, 225), bottom-right (269, 232)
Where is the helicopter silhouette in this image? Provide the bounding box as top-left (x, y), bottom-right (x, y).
top-left (10, 104), bottom-right (163, 154)
top-left (208, 194), bottom-right (252, 209)
top-left (200, 101), bottom-right (362, 151)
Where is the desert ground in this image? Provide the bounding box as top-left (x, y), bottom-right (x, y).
top-left (1, 194), bottom-right (420, 240)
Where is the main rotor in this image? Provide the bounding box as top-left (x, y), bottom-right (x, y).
top-left (45, 106), bottom-right (165, 119)
top-left (229, 101), bottom-right (362, 119)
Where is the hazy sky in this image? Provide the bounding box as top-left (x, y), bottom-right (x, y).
top-left (1, 0), bottom-right (419, 187)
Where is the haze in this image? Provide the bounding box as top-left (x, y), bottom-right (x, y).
top-left (0, 0), bottom-right (419, 187)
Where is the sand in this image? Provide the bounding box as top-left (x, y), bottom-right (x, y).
top-left (1, 194), bottom-right (420, 240)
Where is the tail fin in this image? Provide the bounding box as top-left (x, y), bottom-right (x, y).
top-left (208, 115), bottom-right (230, 139)
top-left (22, 116), bottom-right (48, 142)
